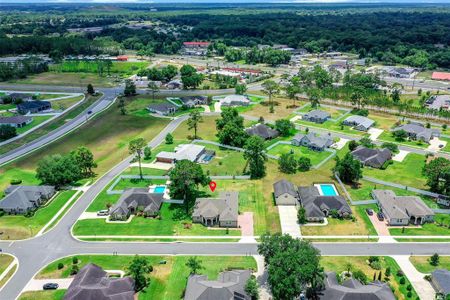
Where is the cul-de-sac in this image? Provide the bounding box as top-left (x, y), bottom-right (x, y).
top-left (0, 2), bottom-right (450, 300)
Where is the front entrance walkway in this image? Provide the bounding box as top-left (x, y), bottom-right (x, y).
top-left (278, 206), bottom-right (301, 238)
top-left (392, 256), bottom-right (436, 300)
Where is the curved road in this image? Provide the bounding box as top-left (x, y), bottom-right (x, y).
top-left (0, 113), bottom-right (449, 299)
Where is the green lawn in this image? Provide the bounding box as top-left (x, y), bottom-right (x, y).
top-left (363, 153), bottom-right (428, 189)
top-left (378, 131), bottom-right (429, 149)
top-left (9, 72), bottom-right (117, 87)
top-left (34, 254), bottom-right (256, 300)
top-left (196, 143), bottom-right (248, 176)
top-left (295, 118), bottom-right (366, 137)
top-left (0, 103), bottom-right (16, 110)
top-left (73, 202), bottom-right (240, 237)
top-left (0, 254), bottom-right (14, 278)
top-left (15, 115), bottom-right (53, 135)
top-left (266, 143), bottom-right (333, 166)
top-left (50, 61), bottom-right (148, 77)
top-left (321, 256), bottom-right (418, 300)
top-left (347, 179), bottom-right (424, 201)
top-left (389, 214), bottom-right (450, 236)
top-left (18, 290), bottom-right (66, 300)
top-left (409, 256), bottom-right (450, 273)
top-left (127, 96), bottom-right (205, 118)
top-left (50, 95), bottom-right (85, 111)
top-left (0, 190), bottom-right (77, 240)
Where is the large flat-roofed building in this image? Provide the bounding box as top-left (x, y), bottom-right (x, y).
top-left (372, 190), bottom-right (434, 226)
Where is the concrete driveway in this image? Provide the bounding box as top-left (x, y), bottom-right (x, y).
top-left (278, 206), bottom-right (301, 238)
top-left (392, 150), bottom-right (409, 162)
top-left (23, 278), bottom-right (73, 292)
top-left (368, 128), bottom-right (384, 141)
top-left (427, 137), bottom-right (447, 152)
top-left (238, 212), bottom-right (254, 237)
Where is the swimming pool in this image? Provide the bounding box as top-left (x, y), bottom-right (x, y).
top-left (153, 186), bottom-right (166, 194)
top-left (315, 184), bottom-right (338, 196)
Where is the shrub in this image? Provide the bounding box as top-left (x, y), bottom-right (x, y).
top-left (381, 142), bottom-right (399, 153)
top-left (10, 179), bottom-right (22, 185)
top-left (399, 277), bottom-right (406, 285)
top-left (406, 284), bottom-right (412, 291)
top-left (424, 274), bottom-right (432, 281)
top-left (70, 264), bottom-right (79, 275)
top-left (397, 269), bottom-right (404, 277)
top-left (369, 256), bottom-right (380, 263)
top-left (352, 269), bottom-right (368, 284)
top-left (298, 156), bottom-right (312, 172)
top-left (72, 256), bottom-right (79, 264)
top-left (385, 267), bottom-right (391, 277)
top-left (407, 291), bottom-right (412, 298)
top-left (430, 253), bottom-right (439, 266)
top-left (348, 140), bottom-right (358, 151)
top-left (57, 263), bottom-right (64, 270)
top-left (370, 261), bottom-right (382, 270)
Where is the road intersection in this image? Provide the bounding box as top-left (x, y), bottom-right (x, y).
top-left (0, 82), bottom-right (449, 299)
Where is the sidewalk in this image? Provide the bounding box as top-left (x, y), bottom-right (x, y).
top-left (391, 255), bottom-right (435, 300)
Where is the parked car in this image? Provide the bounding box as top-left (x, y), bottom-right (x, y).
top-left (97, 210), bottom-right (109, 216)
top-left (43, 283), bottom-right (59, 290)
top-left (377, 212), bottom-right (384, 221)
top-left (366, 209), bottom-right (374, 216)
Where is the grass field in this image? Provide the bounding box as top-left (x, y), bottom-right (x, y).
top-left (363, 153), bottom-right (428, 189)
top-left (14, 115), bottom-right (53, 135)
top-left (321, 256), bottom-right (418, 300)
top-left (18, 290), bottom-right (66, 300)
top-left (409, 256), bottom-right (450, 273)
top-left (242, 97), bottom-right (300, 121)
top-left (378, 131), bottom-right (429, 149)
top-left (33, 255), bottom-right (256, 300)
top-left (50, 61), bottom-right (148, 77)
top-left (0, 190), bottom-right (76, 240)
top-left (50, 95), bottom-right (85, 111)
top-left (389, 214), bottom-right (450, 236)
top-left (0, 254), bottom-right (15, 289)
top-left (266, 143), bottom-right (333, 166)
top-left (9, 72), bottom-right (116, 87)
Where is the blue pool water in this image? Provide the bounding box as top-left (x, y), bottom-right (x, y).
top-left (319, 184), bottom-right (338, 196)
top-left (154, 186), bottom-right (166, 193)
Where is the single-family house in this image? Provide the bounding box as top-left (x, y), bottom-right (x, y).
top-left (302, 109), bottom-right (331, 124)
top-left (184, 270), bottom-right (252, 300)
top-left (385, 67), bottom-right (417, 78)
top-left (179, 96), bottom-right (207, 108)
top-left (17, 101), bottom-right (51, 114)
top-left (431, 269), bottom-right (450, 297)
top-left (192, 191), bottom-right (238, 227)
top-left (425, 95), bottom-right (450, 110)
top-left (437, 196), bottom-right (450, 208)
top-left (0, 185), bottom-right (55, 214)
top-left (342, 115), bottom-right (375, 131)
top-left (64, 263), bottom-right (135, 300)
top-left (0, 115), bottom-right (33, 128)
top-left (147, 102), bottom-right (178, 116)
top-left (372, 190), bottom-right (435, 226)
top-left (6, 92), bottom-right (33, 102)
top-left (156, 144), bottom-right (207, 164)
top-left (273, 179), bottom-right (299, 205)
top-left (298, 185), bottom-right (352, 222)
top-left (109, 188), bottom-right (163, 221)
top-left (220, 95), bottom-right (250, 107)
top-left (166, 80), bottom-right (183, 90)
top-left (317, 272), bottom-right (395, 300)
top-left (245, 123), bottom-right (279, 140)
top-left (351, 146), bottom-right (392, 169)
top-left (393, 123), bottom-right (441, 143)
top-left (291, 132), bottom-right (333, 151)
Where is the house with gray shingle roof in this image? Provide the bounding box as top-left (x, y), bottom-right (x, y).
top-left (245, 123), bottom-right (279, 140)
top-left (109, 188), bottom-right (163, 221)
top-left (156, 144), bottom-right (207, 164)
top-left (318, 272), bottom-right (395, 300)
top-left (298, 186), bottom-right (352, 222)
top-left (17, 101), bottom-right (51, 114)
top-left (302, 109), bottom-right (331, 124)
top-left (273, 179), bottom-right (299, 205)
top-left (0, 185), bottom-right (55, 214)
top-left (0, 115), bottom-right (33, 128)
top-left (147, 102), bottom-right (178, 116)
top-left (64, 263), bottom-right (135, 300)
top-left (431, 269), bottom-right (450, 297)
top-left (292, 132), bottom-right (333, 151)
top-left (220, 95), bottom-right (250, 107)
top-left (426, 95), bottom-right (450, 110)
top-left (184, 269), bottom-right (252, 300)
top-left (393, 122), bottom-right (440, 143)
top-left (180, 96), bottom-right (207, 108)
top-left (351, 146), bottom-right (392, 169)
top-left (372, 190), bottom-right (434, 226)
top-left (342, 115), bottom-right (375, 131)
top-left (192, 191), bottom-right (238, 227)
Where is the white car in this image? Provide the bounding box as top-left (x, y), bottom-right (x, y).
top-left (97, 210), bottom-right (109, 216)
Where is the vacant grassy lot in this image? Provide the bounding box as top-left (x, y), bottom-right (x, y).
top-left (0, 190), bottom-right (76, 240)
top-left (266, 143), bottom-right (333, 166)
top-left (9, 72), bottom-right (116, 87)
top-left (389, 214), bottom-right (450, 236)
top-left (33, 255), bottom-right (256, 300)
top-left (0, 101), bottom-right (170, 189)
top-left (409, 256), bottom-right (450, 273)
top-left (363, 153), bottom-right (428, 189)
top-left (50, 95), bottom-right (85, 111)
top-left (295, 117), bottom-right (367, 137)
top-left (50, 61), bottom-right (148, 77)
top-left (243, 97), bottom-right (300, 121)
top-left (321, 256), bottom-right (418, 300)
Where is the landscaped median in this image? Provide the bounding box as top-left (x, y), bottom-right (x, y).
top-left (18, 255), bottom-right (257, 300)
top-left (0, 254), bottom-right (17, 289)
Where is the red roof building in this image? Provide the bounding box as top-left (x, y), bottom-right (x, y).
top-left (223, 67), bottom-right (262, 75)
top-left (432, 72), bottom-right (450, 81)
top-left (116, 55), bottom-right (128, 61)
top-left (183, 42), bottom-right (210, 48)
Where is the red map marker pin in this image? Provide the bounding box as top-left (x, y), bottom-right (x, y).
top-left (209, 181), bottom-right (217, 192)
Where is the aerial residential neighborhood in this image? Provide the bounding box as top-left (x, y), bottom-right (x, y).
top-left (0, 1), bottom-right (449, 300)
